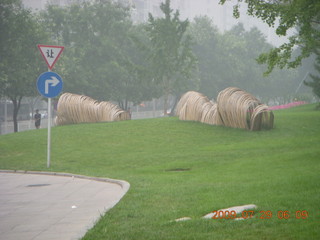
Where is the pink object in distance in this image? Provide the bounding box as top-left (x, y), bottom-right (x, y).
top-left (268, 101), bottom-right (307, 110)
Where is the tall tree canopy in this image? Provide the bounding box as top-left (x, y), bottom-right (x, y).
top-left (189, 17), bottom-right (303, 104)
top-left (0, 0), bottom-right (46, 132)
top-left (305, 49), bottom-right (320, 104)
top-left (41, 0), bottom-right (150, 109)
top-left (220, 0), bottom-right (320, 74)
top-left (146, 0), bottom-right (197, 114)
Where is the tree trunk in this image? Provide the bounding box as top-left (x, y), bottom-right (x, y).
top-left (124, 99), bottom-right (128, 110)
top-left (118, 99), bottom-right (128, 110)
top-left (163, 76), bottom-right (170, 115)
top-left (163, 92), bottom-right (168, 115)
top-left (11, 97), bottom-right (22, 133)
top-left (118, 100), bottom-right (123, 110)
top-left (168, 95), bottom-right (179, 116)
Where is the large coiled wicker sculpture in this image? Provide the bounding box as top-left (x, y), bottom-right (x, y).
top-left (176, 87), bottom-right (274, 131)
top-left (55, 93), bottom-right (130, 126)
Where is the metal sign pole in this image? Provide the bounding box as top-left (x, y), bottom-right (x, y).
top-left (37, 44), bottom-right (64, 168)
top-left (4, 99), bottom-right (7, 134)
top-left (47, 68), bottom-right (51, 168)
top-left (47, 97), bottom-right (51, 168)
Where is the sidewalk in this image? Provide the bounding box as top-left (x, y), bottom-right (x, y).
top-left (0, 171), bottom-right (130, 240)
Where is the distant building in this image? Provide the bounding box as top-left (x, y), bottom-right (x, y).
top-left (130, 0), bottom-right (163, 23)
top-left (22, 0), bottom-right (71, 10)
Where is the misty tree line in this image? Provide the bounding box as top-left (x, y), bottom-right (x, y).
top-left (40, 0), bottom-right (313, 105)
top-left (0, 0), bottom-right (316, 131)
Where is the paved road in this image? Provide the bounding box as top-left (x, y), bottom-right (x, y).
top-left (0, 171), bottom-right (130, 240)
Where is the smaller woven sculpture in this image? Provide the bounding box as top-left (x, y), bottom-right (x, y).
top-left (176, 87), bottom-right (274, 131)
top-left (55, 93), bottom-right (130, 125)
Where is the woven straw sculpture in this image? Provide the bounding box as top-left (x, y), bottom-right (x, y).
top-left (55, 93), bottom-right (130, 125)
top-left (176, 87), bottom-right (274, 131)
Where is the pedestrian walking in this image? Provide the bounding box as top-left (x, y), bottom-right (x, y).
top-left (34, 109), bottom-right (41, 129)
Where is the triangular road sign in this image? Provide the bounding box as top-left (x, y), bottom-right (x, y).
top-left (38, 45), bottom-right (64, 70)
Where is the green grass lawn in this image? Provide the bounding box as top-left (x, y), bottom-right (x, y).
top-left (0, 104), bottom-right (319, 239)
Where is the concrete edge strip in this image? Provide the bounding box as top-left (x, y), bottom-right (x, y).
top-left (0, 169), bottom-right (130, 194)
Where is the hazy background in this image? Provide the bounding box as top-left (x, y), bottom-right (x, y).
top-left (23, 0), bottom-right (292, 46)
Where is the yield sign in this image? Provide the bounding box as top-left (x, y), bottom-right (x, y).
top-left (38, 44), bottom-right (64, 70)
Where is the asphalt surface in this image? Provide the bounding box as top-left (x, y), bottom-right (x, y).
top-left (0, 171), bottom-right (130, 240)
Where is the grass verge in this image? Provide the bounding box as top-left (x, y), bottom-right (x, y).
top-left (0, 104), bottom-right (319, 239)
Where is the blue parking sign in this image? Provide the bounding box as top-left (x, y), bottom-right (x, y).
top-left (37, 72), bottom-right (63, 98)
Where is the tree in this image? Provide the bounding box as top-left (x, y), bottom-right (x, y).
top-left (0, 0), bottom-right (46, 132)
top-left (188, 16), bottom-right (220, 98)
top-left (220, 0), bottom-right (320, 74)
top-left (146, 0), bottom-right (197, 114)
top-left (41, 1), bottom-right (128, 99)
top-left (305, 49), bottom-right (320, 106)
top-left (189, 17), bottom-right (301, 104)
top-left (41, 1), bottom-right (154, 109)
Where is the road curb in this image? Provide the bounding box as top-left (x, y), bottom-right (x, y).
top-left (0, 169), bottom-right (130, 193)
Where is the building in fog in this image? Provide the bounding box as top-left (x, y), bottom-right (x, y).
top-left (130, 0), bottom-right (163, 22)
top-left (22, 0), bottom-right (74, 10)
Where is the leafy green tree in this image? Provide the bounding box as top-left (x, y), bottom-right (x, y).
top-left (188, 16), bottom-right (220, 98)
top-left (146, 0), bottom-right (197, 114)
top-left (116, 24), bottom-right (160, 108)
top-left (0, 0), bottom-right (46, 132)
top-left (41, 1), bottom-right (150, 109)
top-left (189, 20), bottom-right (262, 98)
top-left (220, 0), bottom-right (320, 74)
top-left (189, 17), bottom-right (301, 104)
top-left (305, 49), bottom-right (320, 106)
